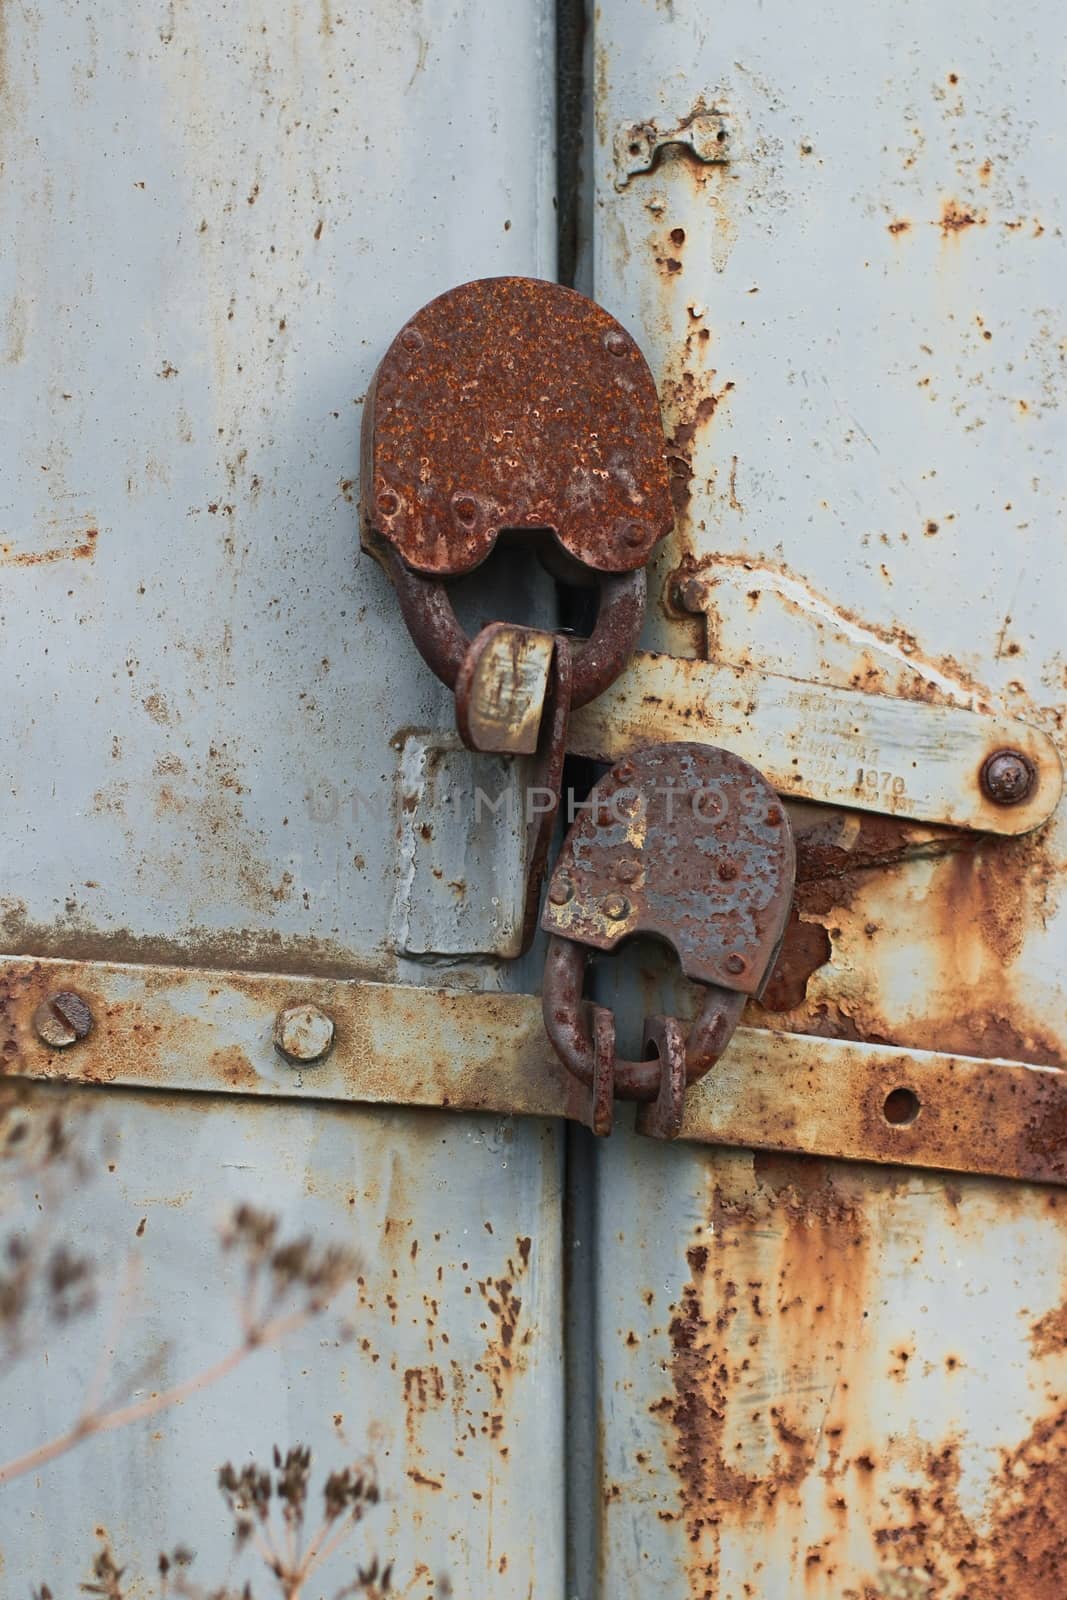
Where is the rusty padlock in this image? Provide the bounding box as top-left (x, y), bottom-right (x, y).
top-left (361, 276), bottom-right (674, 947)
top-left (541, 743), bottom-right (796, 1138)
top-left (360, 276), bottom-right (672, 741)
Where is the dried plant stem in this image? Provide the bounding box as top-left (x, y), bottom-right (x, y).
top-left (0, 1306), bottom-right (310, 1489)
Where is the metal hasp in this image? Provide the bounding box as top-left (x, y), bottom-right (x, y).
top-left (569, 651), bottom-right (1064, 836)
top-left (361, 276), bottom-right (674, 947)
top-left (541, 742), bottom-right (796, 1137)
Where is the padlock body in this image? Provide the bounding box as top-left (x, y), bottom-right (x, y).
top-left (361, 276), bottom-right (673, 577)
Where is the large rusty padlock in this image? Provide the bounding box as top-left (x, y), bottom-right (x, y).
top-left (361, 276), bottom-right (674, 948)
top-left (541, 743), bottom-right (796, 1138)
top-left (360, 276), bottom-right (672, 743)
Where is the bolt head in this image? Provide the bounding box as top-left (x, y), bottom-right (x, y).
top-left (548, 876), bottom-right (574, 906)
top-left (981, 748), bottom-right (1036, 806)
top-left (34, 991), bottom-right (93, 1050)
top-left (725, 953), bottom-right (747, 976)
top-left (602, 893), bottom-right (631, 921)
top-left (274, 1004), bottom-right (335, 1065)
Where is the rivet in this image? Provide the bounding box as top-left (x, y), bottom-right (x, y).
top-left (980, 748), bottom-right (1036, 806)
top-left (400, 327), bottom-right (423, 352)
top-left (605, 330), bottom-right (629, 357)
top-left (623, 523), bottom-right (645, 547)
top-left (34, 991), bottom-right (93, 1050)
top-left (717, 859), bottom-right (739, 882)
top-left (274, 1003), bottom-right (335, 1065)
top-left (603, 894), bottom-right (631, 921)
top-left (616, 860), bottom-right (641, 884)
top-left (454, 495), bottom-right (478, 525)
top-left (725, 953), bottom-right (747, 975)
top-left (548, 876), bottom-right (574, 906)
top-left (377, 490), bottom-right (399, 516)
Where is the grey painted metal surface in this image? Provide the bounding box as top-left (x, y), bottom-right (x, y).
top-left (0, 1088), bottom-right (564, 1594)
top-left (0, 0), bottom-right (562, 1592)
top-left (0, 0), bottom-right (555, 981)
top-left (584, 1), bottom-right (1067, 1594)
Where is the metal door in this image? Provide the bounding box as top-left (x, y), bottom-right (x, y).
top-left (0, 3), bottom-right (563, 1592)
top-left (577, 3), bottom-right (1067, 1596)
top-left (2, 1), bottom-right (1066, 1596)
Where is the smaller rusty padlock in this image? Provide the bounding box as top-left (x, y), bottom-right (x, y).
top-left (541, 743), bottom-right (796, 1138)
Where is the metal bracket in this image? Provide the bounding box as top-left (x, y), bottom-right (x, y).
top-left (3, 956), bottom-right (1064, 1187)
top-left (615, 109), bottom-right (734, 188)
top-left (568, 652), bottom-right (1063, 836)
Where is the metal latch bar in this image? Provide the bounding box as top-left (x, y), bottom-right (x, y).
top-left (3, 957), bottom-right (1063, 1187)
top-left (567, 651), bottom-right (1062, 836)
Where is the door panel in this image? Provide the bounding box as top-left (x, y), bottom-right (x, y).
top-left (0, 1), bottom-right (562, 1593)
top-left (586, 2), bottom-right (1067, 1594)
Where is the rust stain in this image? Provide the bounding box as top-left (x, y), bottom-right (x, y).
top-left (751, 803), bottom-right (1066, 1069)
top-left (939, 200), bottom-right (986, 236)
top-left (887, 220), bottom-right (911, 236)
top-left (474, 1235), bottom-right (534, 1452)
top-left (1030, 1301), bottom-right (1067, 1360)
top-left (653, 1164), bottom-right (872, 1596)
top-left (859, 1418), bottom-right (1067, 1597)
top-left (0, 530), bottom-right (98, 566)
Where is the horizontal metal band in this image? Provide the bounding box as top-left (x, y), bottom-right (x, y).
top-left (1, 956), bottom-right (1063, 1186)
top-left (568, 652), bottom-right (1063, 836)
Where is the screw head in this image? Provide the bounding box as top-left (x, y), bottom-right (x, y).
top-left (274, 1004), bottom-right (335, 1065)
top-left (602, 893), bottom-right (631, 921)
top-left (980, 748), bottom-right (1036, 806)
top-left (548, 876), bottom-right (574, 906)
top-left (725, 953), bottom-right (747, 976)
top-left (616, 859), bottom-right (641, 884)
top-left (605, 330), bottom-right (629, 357)
top-left (34, 991), bottom-right (93, 1050)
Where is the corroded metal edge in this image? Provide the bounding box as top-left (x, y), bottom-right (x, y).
top-left (2, 957), bottom-right (1063, 1186)
top-left (568, 651), bottom-right (1064, 835)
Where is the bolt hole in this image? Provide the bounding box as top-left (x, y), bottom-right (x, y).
top-left (716, 127), bottom-right (728, 142)
top-left (628, 142), bottom-right (641, 155)
top-left (883, 1087), bottom-right (921, 1127)
top-left (643, 1040), bottom-right (660, 1061)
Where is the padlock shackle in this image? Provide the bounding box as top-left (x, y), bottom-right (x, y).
top-left (385, 547), bottom-right (645, 710)
top-left (541, 934), bottom-right (745, 1101)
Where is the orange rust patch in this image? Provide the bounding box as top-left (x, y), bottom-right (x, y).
top-left (939, 200), bottom-right (985, 236)
top-left (860, 1421), bottom-right (1067, 1596)
top-left (0, 531), bottom-right (98, 565)
top-left (887, 220), bottom-right (911, 236)
top-left (1030, 1302), bottom-right (1067, 1360)
top-left (653, 1170), bottom-right (872, 1595)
